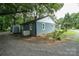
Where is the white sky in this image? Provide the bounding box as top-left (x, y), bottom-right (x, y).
top-left (55, 3), bottom-right (79, 19)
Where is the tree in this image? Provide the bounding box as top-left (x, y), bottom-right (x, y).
top-left (0, 3), bottom-right (64, 31)
top-left (70, 13), bottom-right (79, 29)
top-left (57, 13), bottom-right (72, 30)
top-left (57, 12), bottom-right (79, 30)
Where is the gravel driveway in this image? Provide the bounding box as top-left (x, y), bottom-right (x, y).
top-left (0, 32), bottom-right (79, 56)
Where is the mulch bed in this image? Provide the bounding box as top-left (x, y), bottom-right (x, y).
top-left (21, 36), bottom-right (69, 45)
top-left (8, 34), bottom-right (70, 45)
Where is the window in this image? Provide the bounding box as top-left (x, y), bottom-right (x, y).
top-left (42, 23), bottom-right (45, 30)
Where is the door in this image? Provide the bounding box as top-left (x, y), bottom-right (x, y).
top-left (30, 23), bottom-right (36, 36)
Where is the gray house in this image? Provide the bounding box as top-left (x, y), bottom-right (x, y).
top-left (12, 16), bottom-right (55, 36)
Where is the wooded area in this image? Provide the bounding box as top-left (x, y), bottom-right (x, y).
top-left (0, 3), bottom-right (63, 31)
top-left (57, 13), bottom-right (79, 30)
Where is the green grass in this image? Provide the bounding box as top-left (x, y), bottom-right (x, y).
top-left (62, 30), bottom-right (77, 36)
top-left (60, 30), bottom-right (78, 40)
top-left (48, 29), bottom-right (79, 42)
top-left (73, 38), bottom-right (79, 43)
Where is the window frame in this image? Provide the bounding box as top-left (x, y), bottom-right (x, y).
top-left (42, 23), bottom-right (45, 30)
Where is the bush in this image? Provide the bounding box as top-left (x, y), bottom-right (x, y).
top-left (47, 29), bottom-right (65, 40)
top-left (75, 24), bottom-right (79, 29)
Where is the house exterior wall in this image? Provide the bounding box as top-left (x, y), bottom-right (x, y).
top-left (12, 24), bottom-right (21, 33)
top-left (22, 22), bottom-right (36, 36)
top-left (16, 16), bottom-right (55, 36)
top-left (22, 24), bottom-right (29, 30)
top-left (22, 24), bottom-right (30, 36)
top-left (36, 22), bottom-right (55, 36)
top-left (36, 16), bottom-right (55, 36)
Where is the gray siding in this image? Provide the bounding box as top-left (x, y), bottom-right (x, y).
top-left (12, 25), bottom-right (21, 33)
top-left (21, 16), bottom-right (55, 36)
top-left (36, 22), bottom-right (55, 36)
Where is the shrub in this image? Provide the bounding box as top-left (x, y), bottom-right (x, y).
top-left (47, 29), bottom-right (65, 40)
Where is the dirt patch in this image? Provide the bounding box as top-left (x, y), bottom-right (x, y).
top-left (0, 32), bottom-right (69, 46)
top-left (21, 36), bottom-right (68, 45)
top-left (0, 32), bottom-right (77, 56)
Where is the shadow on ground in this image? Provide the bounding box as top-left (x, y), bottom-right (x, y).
top-left (0, 32), bottom-right (79, 56)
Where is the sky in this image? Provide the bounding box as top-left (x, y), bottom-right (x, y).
top-left (55, 3), bottom-right (79, 19)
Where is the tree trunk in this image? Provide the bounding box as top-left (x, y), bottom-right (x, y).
top-left (11, 14), bottom-right (16, 25)
top-left (0, 24), bottom-right (3, 31)
top-left (23, 13), bottom-right (26, 23)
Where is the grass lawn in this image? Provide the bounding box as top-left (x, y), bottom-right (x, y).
top-left (62, 30), bottom-right (77, 35)
top-left (74, 38), bottom-right (79, 42)
top-left (60, 29), bottom-right (79, 40)
top-left (48, 29), bottom-right (79, 42)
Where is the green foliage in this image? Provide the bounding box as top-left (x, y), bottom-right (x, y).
top-left (15, 14), bottom-right (24, 24)
top-left (0, 3), bottom-right (64, 15)
top-left (47, 29), bottom-right (65, 40)
top-left (0, 3), bottom-right (64, 31)
top-left (48, 3), bottom-right (64, 11)
top-left (57, 12), bottom-right (79, 30)
top-left (0, 15), bottom-right (12, 31)
top-left (62, 13), bottom-right (72, 29)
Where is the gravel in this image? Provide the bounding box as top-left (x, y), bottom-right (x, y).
top-left (0, 32), bottom-right (79, 56)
